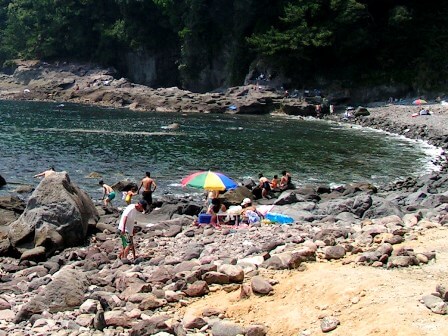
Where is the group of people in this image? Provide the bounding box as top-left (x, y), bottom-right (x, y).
top-left (99, 171), bottom-right (157, 261)
top-left (34, 166), bottom-right (155, 261)
top-left (203, 170), bottom-right (293, 228)
top-left (205, 195), bottom-right (263, 228)
top-left (99, 171), bottom-right (157, 208)
top-left (33, 167), bottom-right (292, 261)
top-left (254, 170), bottom-right (293, 199)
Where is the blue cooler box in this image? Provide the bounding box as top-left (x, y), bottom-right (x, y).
top-left (198, 213), bottom-right (212, 224)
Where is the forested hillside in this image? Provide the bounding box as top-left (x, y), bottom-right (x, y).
top-left (0, 0), bottom-right (447, 92)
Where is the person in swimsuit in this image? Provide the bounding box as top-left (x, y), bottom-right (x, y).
top-left (280, 170), bottom-right (293, 190)
top-left (99, 180), bottom-right (115, 206)
top-left (124, 186), bottom-right (138, 205)
top-left (34, 166), bottom-right (55, 178)
top-left (207, 197), bottom-right (226, 228)
top-left (270, 174), bottom-right (280, 190)
top-left (138, 171), bottom-right (157, 209)
top-left (258, 173), bottom-right (271, 199)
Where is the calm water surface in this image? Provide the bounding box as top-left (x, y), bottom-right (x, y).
top-left (0, 100), bottom-right (441, 200)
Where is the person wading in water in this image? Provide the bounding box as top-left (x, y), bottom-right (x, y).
top-left (138, 171), bottom-right (157, 212)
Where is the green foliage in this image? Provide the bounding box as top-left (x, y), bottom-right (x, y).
top-left (0, 0), bottom-right (447, 90)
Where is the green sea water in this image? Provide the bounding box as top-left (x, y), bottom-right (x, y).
top-left (0, 100), bottom-right (441, 201)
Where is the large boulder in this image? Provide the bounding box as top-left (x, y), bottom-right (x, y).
top-left (8, 172), bottom-right (99, 257)
top-left (0, 196), bottom-right (26, 228)
top-left (222, 186), bottom-right (253, 205)
top-left (14, 268), bottom-right (89, 323)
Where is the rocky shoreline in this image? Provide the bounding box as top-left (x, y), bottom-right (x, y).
top-left (0, 62), bottom-right (448, 335)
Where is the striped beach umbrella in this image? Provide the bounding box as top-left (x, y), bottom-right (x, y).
top-left (181, 171), bottom-right (238, 191)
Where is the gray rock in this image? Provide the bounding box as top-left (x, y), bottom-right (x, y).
top-left (251, 276), bottom-right (273, 295)
top-left (218, 264), bottom-right (245, 283)
top-left (323, 245), bottom-right (346, 260)
top-left (387, 256), bottom-right (418, 268)
top-left (14, 268), bottom-right (88, 323)
top-left (245, 324), bottom-right (267, 336)
top-left (211, 320), bottom-right (245, 336)
top-left (0, 297), bottom-right (11, 310)
top-left (436, 284), bottom-right (448, 301)
top-left (376, 243), bottom-right (393, 256)
top-left (8, 172), bottom-right (99, 257)
top-left (320, 316), bottom-right (340, 332)
top-left (422, 294), bottom-right (447, 315)
top-left (184, 280), bottom-right (209, 297)
top-left (148, 266), bottom-right (175, 283)
top-left (183, 244), bottom-right (204, 260)
top-left (274, 191), bottom-right (298, 205)
top-left (202, 271), bottom-right (230, 285)
top-left (0, 231), bottom-right (10, 255)
top-left (129, 315), bottom-right (172, 335)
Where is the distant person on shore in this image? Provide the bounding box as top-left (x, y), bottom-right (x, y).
top-left (280, 170), bottom-right (293, 190)
top-left (138, 171), bottom-right (157, 209)
top-left (118, 199), bottom-right (147, 260)
top-left (315, 104), bottom-right (322, 118)
top-left (99, 180), bottom-right (115, 206)
top-left (329, 104), bottom-right (335, 115)
top-left (34, 166), bottom-right (55, 178)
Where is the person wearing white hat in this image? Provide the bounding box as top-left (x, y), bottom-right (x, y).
top-left (241, 198), bottom-right (252, 206)
top-left (241, 198), bottom-right (262, 224)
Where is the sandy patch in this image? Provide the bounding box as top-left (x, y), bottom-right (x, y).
top-left (182, 227), bottom-right (448, 335)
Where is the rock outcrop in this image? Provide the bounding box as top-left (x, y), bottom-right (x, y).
top-left (7, 172), bottom-right (99, 259)
top-left (0, 174), bottom-right (6, 188)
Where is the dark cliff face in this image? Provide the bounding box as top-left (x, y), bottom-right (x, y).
top-left (121, 50), bottom-right (181, 89)
top-left (122, 50), bottom-right (231, 93)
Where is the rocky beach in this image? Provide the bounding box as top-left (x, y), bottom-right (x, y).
top-left (1, 61), bottom-right (448, 336)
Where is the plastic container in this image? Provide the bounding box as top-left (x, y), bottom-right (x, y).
top-left (265, 213), bottom-right (294, 224)
top-left (198, 213), bottom-right (212, 224)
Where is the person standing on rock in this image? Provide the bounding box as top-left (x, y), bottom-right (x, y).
top-left (118, 199), bottom-right (147, 260)
top-left (138, 171), bottom-right (157, 209)
top-left (99, 180), bottom-right (115, 206)
top-left (34, 166), bottom-right (55, 178)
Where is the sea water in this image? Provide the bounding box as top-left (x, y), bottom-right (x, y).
top-left (0, 100), bottom-right (442, 201)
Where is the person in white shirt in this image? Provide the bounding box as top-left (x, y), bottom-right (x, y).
top-left (118, 199), bottom-right (147, 260)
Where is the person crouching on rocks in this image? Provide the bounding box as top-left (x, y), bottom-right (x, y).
top-left (258, 173), bottom-right (271, 199)
top-left (118, 199), bottom-right (148, 260)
